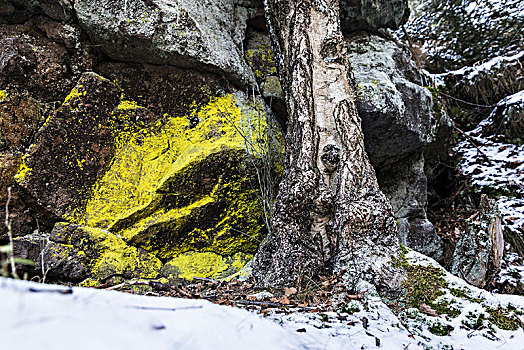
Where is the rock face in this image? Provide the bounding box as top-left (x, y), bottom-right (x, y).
top-left (451, 196), bottom-right (504, 288)
top-left (340, 0), bottom-right (409, 33)
top-left (74, 0), bottom-right (257, 86)
top-left (0, 17), bottom-right (94, 240)
top-left (14, 68), bottom-right (283, 284)
top-left (2, 0), bottom-right (449, 282)
top-left (435, 52), bottom-right (524, 130)
top-left (346, 33), bottom-right (445, 260)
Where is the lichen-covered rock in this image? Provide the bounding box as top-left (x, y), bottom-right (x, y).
top-left (74, 0), bottom-right (256, 85)
top-left (82, 92), bottom-right (281, 262)
top-left (451, 196), bottom-right (504, 288)
top-left (15, 72), bottom-right (126, 219)
top-left (42, 222), bottom-right (162, 283)
top-left (161, 251), bottom-right (252, 281)
top-left (15, 69), bottom-right (283, 281)
top-left (340, 0), bottom-right (409, 33)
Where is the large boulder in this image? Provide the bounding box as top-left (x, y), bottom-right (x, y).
top-left (15, 69), bottom-right (283, 283)
top-left (74, 0), bottom-right (257, 86)
top-left (346, 33), bottom-right (438, 168)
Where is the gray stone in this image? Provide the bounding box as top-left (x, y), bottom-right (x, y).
top-left (451, 195), bottom-right (504, 288)
top-left (377, 152), bottom-right (443, 262)
top-left (347, 33), bottom-right (438, 169)
top-left (74, 0), bottom-right (256, 86)
top-left (340, 0), bottom-right (409, 33)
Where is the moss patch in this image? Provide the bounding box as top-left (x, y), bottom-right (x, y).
top-left (486, 306), bottom-right (521, 331)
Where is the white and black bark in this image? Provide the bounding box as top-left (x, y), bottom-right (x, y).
top-left (252, 0), bottom-right (404, 291)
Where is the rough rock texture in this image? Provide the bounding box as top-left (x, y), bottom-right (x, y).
top-left (15, 68), bottom-right (282, 282)
top-left (15, 72), bottom-right (125, 219)
top-left (347, 34), bottom-right (437, 167)
top-left (340, 0), bottom-right (409, 33)
top-left (5, 0), bottom-right (75, 22)
top-left (451, 196), bottom-right (504, 288)
top-left (346, 33), bottom-right (445, 260)
top-left (403, 0), bottom-right (524, 72)
top-left (0, 17), bottom-right (94, 240)
top-left (74, 0), bottom-right (256, 86)
top-left (44, 222), bottom-right (162, 283)
top-left (376, 153), bottom-right (443, 260)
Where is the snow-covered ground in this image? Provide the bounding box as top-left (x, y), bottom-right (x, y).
top-left (2, 251), bottom-right (524, 350)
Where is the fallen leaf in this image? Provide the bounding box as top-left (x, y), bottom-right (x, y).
top-left (284, 287), bottom-right (298, 296)
top-left (279, 297), bottom-right (290, 305)
top-left (419, 303), bottom-right (439, 317)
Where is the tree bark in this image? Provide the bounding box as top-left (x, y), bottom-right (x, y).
top-left (252, 0), bottom-right (404, 291)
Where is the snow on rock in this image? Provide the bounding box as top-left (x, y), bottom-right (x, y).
top-left (434, 51), bottom-right (524, 86)
top-left (455, 91), bottom-right (524, 237)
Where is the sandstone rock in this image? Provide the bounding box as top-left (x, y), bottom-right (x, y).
top-left (451, 195), bottom-right (504, 288)
top-left (340, 0), bottom-right (409, 33)
top-left (74, 0), bottom-right (256, 85)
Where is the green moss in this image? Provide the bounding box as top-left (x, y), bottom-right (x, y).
top-left (431, 299), bottom-right (461, 318)
top-left (428, 320), bottom-right (453, 336)
top-left (462, 311), bottom-right (488, 330)
top-left (449, 288), bottom-right (483, 303)
top-left (486, 306), bottom-right (521, 331)
top-left (341, 301), bottom-right (361, 314)
top-left (402, 263), bottom-right (447, 308)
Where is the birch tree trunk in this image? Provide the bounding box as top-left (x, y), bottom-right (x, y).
top-left (252, 0), bottom-right (404, 291)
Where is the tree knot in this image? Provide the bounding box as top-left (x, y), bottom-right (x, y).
top-left (321, 144), bottom-right (340, 173)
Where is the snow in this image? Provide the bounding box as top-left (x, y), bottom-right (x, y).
top-left (455, 90), bottom-right (524, 237)
top-left (2, 250), bottom-right (524, 350)
top-left (433, 51), bottom-right (524, 87)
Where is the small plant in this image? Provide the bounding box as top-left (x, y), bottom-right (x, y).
top-left (341, 300), bottom-right (360, 315)
top-left (1, 187), bottom-right (34, 278)
top-left (486, 306), bottom-right (521, 331)
top-left (428, 319), bottom-right (453, 336)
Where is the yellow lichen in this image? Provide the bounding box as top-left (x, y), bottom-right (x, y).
top-left (163, 251), bottom-right (253, 280)
top-left (117, 100), bottom-right (141, 110)
top-left (63, 86), bottom-right (86, 104)
top-left (14, 155), bottom-right (32, 183)
top-left (0, 90), bottom-right (8, 102)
